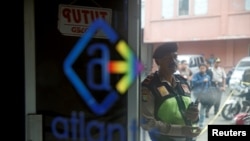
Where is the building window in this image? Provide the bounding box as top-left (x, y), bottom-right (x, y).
top-left (162, 0), bottom-right (174, 19)
top-left (179, 0), bottom-right (189, 16)
top-left (246, 0), bottom-right (250, 11)
top-left (248, 44), bottom-right (250, 55)
top-left (141, 1), bottom-right (145, 28)
top-left (194, 0), bottom-right (208, 15)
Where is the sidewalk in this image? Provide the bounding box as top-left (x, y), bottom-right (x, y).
top-left (196, 87), bottom-right (233, 141)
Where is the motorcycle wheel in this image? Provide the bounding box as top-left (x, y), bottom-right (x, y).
top-left (243, 114), bottom-right (250, 125)
top-left (221, 103), bottom-right (241, 120)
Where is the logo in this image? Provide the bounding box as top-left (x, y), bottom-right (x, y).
top-left (63, 18), bottom-right (143, 116)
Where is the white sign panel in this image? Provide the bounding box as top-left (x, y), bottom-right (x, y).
top-left (58, 4), bottom-right (112, 38)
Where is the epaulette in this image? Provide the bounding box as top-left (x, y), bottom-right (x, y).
top-left (142, 73), bottom-right (155, 86)
top-left (174, 74), bottom-right (187, 81)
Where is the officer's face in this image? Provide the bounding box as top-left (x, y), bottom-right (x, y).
top-left (157, 52), bottom-right (178, 73)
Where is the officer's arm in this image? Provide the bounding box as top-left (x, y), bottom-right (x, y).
top-left (140, 86), bottom-right (184, 137)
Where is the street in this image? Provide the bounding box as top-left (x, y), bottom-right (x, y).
top-left (196, 88), bottom-right (235, 141)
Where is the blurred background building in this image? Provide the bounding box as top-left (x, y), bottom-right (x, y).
top-left (141, 0), bottom-right (250, 73)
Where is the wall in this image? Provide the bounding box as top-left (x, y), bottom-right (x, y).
top-left (149, 39), bottom-right (250, 73)
top-left (178, 39), bottom-right (250, 71)
top-left (143, 0), bottom-right (250, 43)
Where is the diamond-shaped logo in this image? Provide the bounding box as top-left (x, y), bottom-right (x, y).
top-left (63, 19), bottom-right (143, 116)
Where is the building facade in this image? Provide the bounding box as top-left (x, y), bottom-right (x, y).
top-left (143, 0), bottom-right (250, 72)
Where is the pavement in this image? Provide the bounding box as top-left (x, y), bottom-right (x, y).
top-left (196, 87), bottom-right (235, 141)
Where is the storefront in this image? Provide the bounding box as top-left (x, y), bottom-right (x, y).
top-left (24, 0), bottom-right (142, 140)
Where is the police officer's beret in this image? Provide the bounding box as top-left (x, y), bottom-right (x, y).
top-left (153, 42), bottom-right (178, 59)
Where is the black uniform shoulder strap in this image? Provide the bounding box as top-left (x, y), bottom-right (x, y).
top-left (174, 74), bottom-right (192, 92)
top-left (142, 73), bottom-right (155, 87)
top-left (175, 74), bottom-right (188, 84)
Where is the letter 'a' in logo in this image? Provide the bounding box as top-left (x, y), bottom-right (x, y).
top-left (63, 19), bottom-right (143, 116)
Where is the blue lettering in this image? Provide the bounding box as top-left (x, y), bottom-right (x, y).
top-left (107, 123), bottom-right (125, 141)
top-left (51, 116), bottom-right (69, 139)
top-left (86, 120), bottom-right (105, 141)
top-left (150, 128), bottom-right (159, 141)
top-left (87, 43), bottom-right (111, 90)
top-left (51, 111), bottom-right (137, 141)
top-left (70, 111), bottom-right (79, 140)
top-left (79, 112), bottom-right (85, 141)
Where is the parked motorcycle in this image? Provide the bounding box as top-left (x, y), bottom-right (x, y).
top-left (232, 113), bottom-right (250, 125)
top-left (231, 100), bottom-right (250, 125)
top-left (221, 84), bottom-right (249, 120)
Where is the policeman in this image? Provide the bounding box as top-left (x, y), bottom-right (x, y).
top-left (140, 43), bottom-right (201, 141)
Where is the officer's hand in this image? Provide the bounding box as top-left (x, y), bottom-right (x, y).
top-left (184, 103), bottom-right (199, 122)
top-left (181, 126), bottom-right (201, 138)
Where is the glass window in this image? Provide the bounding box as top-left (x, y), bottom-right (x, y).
top-left (238, 61), bottom-right (250, 67)
top-left (194, 0), bottom-right (208, 15)
top-left (179, 0), bottom-right (189, 16)
top-left (248, 44), bottom-right (250, 55)
top-left (162, 0), bottom-right (174, 18)
top-left (34, 0), bottom-right (129, 140)
top-left (189, 58), bottom-right (195, 67)
top-left (246, 0), bottom-right (250, 10)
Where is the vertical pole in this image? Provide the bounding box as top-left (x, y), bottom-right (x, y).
top-left (24, 0), bottom-right (37, 140)
top-left (127, 0), bottom-right (141, 141)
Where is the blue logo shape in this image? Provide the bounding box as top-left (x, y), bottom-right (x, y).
top-left (63, 19), bottom-right (120, 116)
